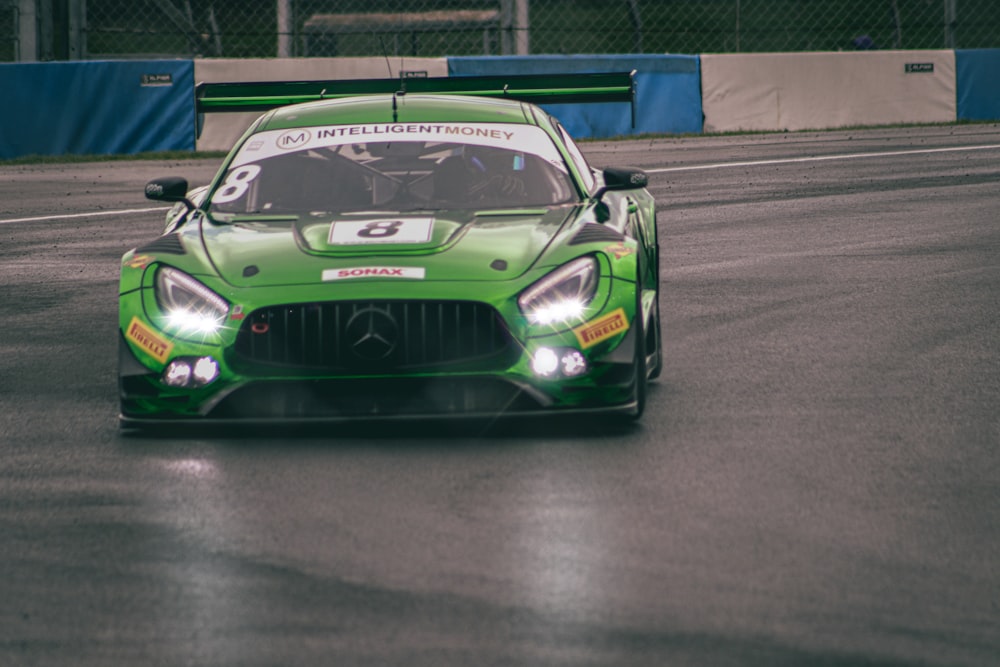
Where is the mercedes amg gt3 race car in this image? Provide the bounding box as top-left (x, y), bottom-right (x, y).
top-left (118, 72), bottom-right (660, 425)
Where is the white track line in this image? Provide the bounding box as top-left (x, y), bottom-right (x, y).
top-left (646, 143), bottom-right (1000, 173)
top-left (0, 206), bottom-right (169, 226)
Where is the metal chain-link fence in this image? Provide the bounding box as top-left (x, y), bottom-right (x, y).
top-left (2, 1), bottom-right (17, 60)
top-left (6, 0), bottom-right (1000, 62)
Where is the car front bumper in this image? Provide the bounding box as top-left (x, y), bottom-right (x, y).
top-left (118, 321), bottom-right (641, 425)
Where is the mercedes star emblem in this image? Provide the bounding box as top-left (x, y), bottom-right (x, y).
top-left (344, 307), bottom-right (399, 361)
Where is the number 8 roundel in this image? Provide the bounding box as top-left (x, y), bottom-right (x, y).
top-left (328, 218), bottom-right (434, 245)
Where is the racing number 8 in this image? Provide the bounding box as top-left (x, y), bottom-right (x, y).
top-left (212, 165), bottom-right (262, 204)
top-left (357, 220), bottom-right (402, 238)
top-left (328, 217), bottom-right (432, 245)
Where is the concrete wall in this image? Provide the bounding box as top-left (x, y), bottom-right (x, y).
top-left (701, 51), bottom-right (956, 133)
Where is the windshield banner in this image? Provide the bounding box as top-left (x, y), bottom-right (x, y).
top-left (230, 123), bottom-right (563, 167)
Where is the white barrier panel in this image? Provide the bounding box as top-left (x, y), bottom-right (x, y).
top-left (701, 51), bottom-right (956, 133)
top-left (194, 57), bottom-right (449, 151)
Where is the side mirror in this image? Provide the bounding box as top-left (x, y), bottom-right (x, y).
top-left (604, 166), bottom-right (648, 190)
top-left (592, 167), bottom-right (648, 202)
top-left (145, 177), bottom-right (194, 210)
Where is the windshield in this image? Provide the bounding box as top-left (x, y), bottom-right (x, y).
top-left (208, 122), bottom-right (578, 217)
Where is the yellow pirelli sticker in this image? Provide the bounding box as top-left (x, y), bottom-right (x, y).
top-left (126, 316), bottom-right (173, 363)
top-left (572, 308), bottom-right (629, 349)
top-left (123, 254), bottom-right (154, 270)
top-left (604, 242), bottom-right (635, 259)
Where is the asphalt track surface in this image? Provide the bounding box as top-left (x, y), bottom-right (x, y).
top-left (2, 125), bottom-right (998, 666)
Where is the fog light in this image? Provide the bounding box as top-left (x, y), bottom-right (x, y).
top-left (560, 350), bottom-right (588, 377)
top-left (192, 357), bottom-right (220, 385)
top-left (532, 347), bottom-right (560, 377)
top-left (162, 360), bottom-right (192, 387)
top-left (531, 347), bottom-right (589, 379)
top-left (161, 356), bottom-right (220, 388)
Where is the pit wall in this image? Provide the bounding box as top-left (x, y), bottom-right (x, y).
top-left (0, 50), bottom-right (998, 159)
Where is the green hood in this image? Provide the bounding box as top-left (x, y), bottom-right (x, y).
top-left (201, 208), bottom-right (578, 288)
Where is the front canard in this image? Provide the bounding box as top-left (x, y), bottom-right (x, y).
top-left (573, 308), bottom-right (629, 349)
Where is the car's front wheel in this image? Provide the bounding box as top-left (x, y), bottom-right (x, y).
top-left (628, 289), bottom-right (647, 420)
top-left (647, 289), bottom-right (663, 380)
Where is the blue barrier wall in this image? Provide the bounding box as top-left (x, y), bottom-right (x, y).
top-left (1, 52), bottom-right (995, 159)
top-left (448, 55), bottom-right (702, 138)
top-left (0, 60), bottom-right (194, 159)
top-left (956, 50), bottom-right (1000, 121)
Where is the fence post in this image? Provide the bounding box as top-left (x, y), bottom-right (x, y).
top-left (943, 0), bottom-right (957, 48)
top-left (514, 0), bottom-right (529, 55)
top-left (626, 0), bottom-right (642, 53)
top-left (17, 0), bottom-right (36, 61)
top-left (68, 0), bottom-right (85, 59)
top-left (277, 0), bottom-right (292, 57)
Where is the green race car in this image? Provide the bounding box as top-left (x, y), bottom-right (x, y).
top-left (119, 73), bottom-right (660, 425)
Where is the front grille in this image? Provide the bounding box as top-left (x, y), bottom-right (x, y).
top-left (232, 300), bottom-right (517, 373)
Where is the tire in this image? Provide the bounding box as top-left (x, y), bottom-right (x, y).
top-left (629, 286), bottom-right (647, 420)
top-left (647, 288), bottom-right (663, 380)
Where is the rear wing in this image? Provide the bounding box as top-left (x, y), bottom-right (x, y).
top-left (195, 70), bottom-right (637, 126)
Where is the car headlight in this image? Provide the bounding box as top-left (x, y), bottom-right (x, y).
top-left (155, 266), bottom-right (230, 335)
top-left (518, 256), bottom-right (599, 325)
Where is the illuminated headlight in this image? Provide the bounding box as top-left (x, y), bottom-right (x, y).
top-left (162, 356), bottom-right (220, 388)
top-left (155, 266), bottom-right (229, 335)
top-left (518, 256), bottom-right (598, 325)
top-left (532, 347), bottom-right (589, 379)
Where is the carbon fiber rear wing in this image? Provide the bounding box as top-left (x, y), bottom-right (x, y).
top-left (195, 70), bottom-right (637, 125)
